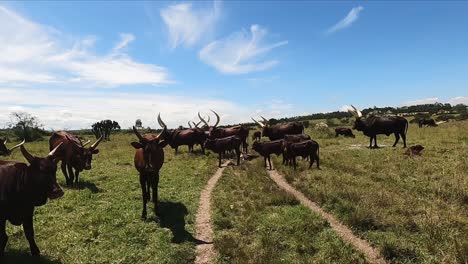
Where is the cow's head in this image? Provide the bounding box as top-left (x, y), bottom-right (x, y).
top-left (198, 110), bottom-right (219, 137)
top-left (346, 105), bottom-right (366, 131)
top-left (0, 138), bottom-right (24, 156)
top-left (131, 114), bottom-right (167, 172)
top-left (20, 142), bottom-right (64, 205)
top-left (251, 116), bottom-right (270, 137)
top-left (67, 135), bottom-right (103, 171)
top-left (203, 138), bottom-right (216, 151)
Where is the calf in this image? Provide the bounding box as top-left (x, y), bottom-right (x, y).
top-left (204, 136), bottom-right (241, 167)
top-left (1, 142), bottom-right (64, 256)
top-left (335, 127), bottom-right (355, 138)
top-left (284, 140), bottom-right (320, 170)
top-left (251, 140), bottom-right (285, 170)
top-left (252, 131), bottom-right (261, 142)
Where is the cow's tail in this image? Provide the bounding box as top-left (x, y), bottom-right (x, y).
top-left (404, 119), bottom-right (409, 135)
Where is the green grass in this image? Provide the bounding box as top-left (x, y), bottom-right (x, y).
top-left (212, 159), bottom-right (366, 263)
top-left (1, 133), bottom-right (218, 263)
top-left (272, 121), bottom-right (468, 263)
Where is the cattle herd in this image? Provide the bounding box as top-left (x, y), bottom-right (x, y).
top-left (0, 106), bottom-right (413, 257)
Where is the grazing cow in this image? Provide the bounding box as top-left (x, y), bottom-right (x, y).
top-left (418, 118), bottom-right (437, 128)
top-left (347, 105), bottom-right (408, 148)
top-left (49, 131), bottom-right (103, 186)
top-left (0, 138), bottom-right (24, 156)
top-left (251, 116), bottom-right (304, 140)
top-left (252, 131), bottom-right (261, 142)
top-left (199, 111), bottom-right (249, 153)
top-left (251, 140), bottom-right (285, 170)
top-left (283, 140), bottom-right (320, 170)
top-left (0, 142), bottom-right (64, 256)
top-left (131, 124), bottom-right (167, 219)
top-left (335, 127), bottom-right (355, 138)
top-left (204, 135), bottom-right (241, 167)
top-left (157, 115), bottom-right (206, 154)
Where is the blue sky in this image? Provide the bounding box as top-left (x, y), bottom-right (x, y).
top-left (0, 1), bottom-right (467, 129)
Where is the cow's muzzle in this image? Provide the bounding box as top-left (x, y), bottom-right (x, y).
top-left (48, 184), bottom-right (64, 199)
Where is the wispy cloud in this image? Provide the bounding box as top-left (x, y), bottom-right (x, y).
top-left (327, 6), bottom-right (364, 34)
top-left (0, 5), bottom-right (172, 87)
top-left (160, 1), bottom-right (221, 49)
top-left (199, 24), bottom-right (288, 74)
top-left (402, 97), bottom-right (439, 106)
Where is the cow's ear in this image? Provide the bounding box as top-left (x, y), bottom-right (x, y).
top-left (131, 142), bottom-right (143, 149)
top-left (91, 149), bottom-right (99, 154)
top-left (158, 140), bottom-right (168, 148)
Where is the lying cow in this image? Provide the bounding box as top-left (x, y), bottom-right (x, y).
top-left (283, 140), bottom-right (320, 170)
top-left (0, 138), bottom-right (24, 156)
top-left (335, 127), bottom-right (355, 138)
top-left (204, 136), bottom-right (241, 167)
top-left (251, 140), bottom-right (285, 170)
top-left (0, 142), bottom-right (64, 256)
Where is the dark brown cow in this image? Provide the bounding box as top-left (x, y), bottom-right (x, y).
top-left (418, 118), bottom-right (437, 128)
top-left (335, 127), bottom-right (355, 138)
top-left (131, 125), bottom-right (167, 219)
top-left (252, 131), bottom-right (261, 142)
top-left (157, 115), bottom-right (206, 154)
top-left (1, 142), bottom-right (64, 256)
top-left (251, 140), bottom-right (285, 170)
top-left (284, 134), bottom-right (311, 142)
top-left (0, 138), bottom-right (24, 156)
top-left (199, 111), bottom-right (249, 153)
top-left (251, 116), bottom-right (304, 140)
top-left (204, 135), bottom-right (241, 167)
top-left (49, 131), bottom-right (103, 186)
top-left (283, 140), bottom-right (320, 170)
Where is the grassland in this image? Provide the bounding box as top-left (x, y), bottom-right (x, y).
top-left (1, 133), bottom-right (218, 264)
top-left (272, 121), bottom-right (468, 263)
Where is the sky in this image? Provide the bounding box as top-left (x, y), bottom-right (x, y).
top-left (0, 1), bottom-right (467, 129)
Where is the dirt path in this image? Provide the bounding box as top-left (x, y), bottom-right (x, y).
top-left (194, 160), bottom-right (231, 264)
top-left (267, 167), bottom-right (387, 264)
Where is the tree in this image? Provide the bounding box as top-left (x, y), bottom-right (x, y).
top-left (9, 112), bottom-right (46, 142)
top-left (135, 119), bottom-right (142, 129)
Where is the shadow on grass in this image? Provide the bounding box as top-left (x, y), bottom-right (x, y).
top-left (74, 180), bottom-right (101, 193)
top-left (2, 249), bottom-right (61, 264)
top-left (157, 201), bottom-right (210, 245)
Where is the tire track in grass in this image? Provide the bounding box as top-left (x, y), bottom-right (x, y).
top-left (194, 160), bottom-right (231, 264)
top-left (267, 165), bottom-right (387, 264)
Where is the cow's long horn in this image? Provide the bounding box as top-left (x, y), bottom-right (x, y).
top-left (198, 112), bottom-right (209, 127)
top-left (188, 121), bottom-right (192, 128)
top-left (3, 138), bottom-right (7, 145)
top-left (48, 142), bottom-right (63, 157)
top-left (133, 126), bottom-right (144, 141)
top-left (351, 105), bottom-right (362, 118)
top-left (260, 115), bottom-right (268, 124)
top-left (20, 144), bottom-right (34, 164)
top-left (251, 117), bottom-right (265, 128)
top-left (156, 125), bottom-right (167, 140)
top-left (211, 110), bottom-right (220, 128)
top-left (90, 135), bottom-right (103, 149)
top-left (82, 140), bottom-right (91, 147)
top-left (8, 139), bottom-right (25, 153)
top-left (157, 113), bottom-right (167, 128)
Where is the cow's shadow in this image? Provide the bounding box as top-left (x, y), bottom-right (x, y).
top-left (64, 180), bottom-right (101, 193)
top-left (156, 201), bottom-right (210, 245)
top-left (2, 249), bottom-right (62, 264)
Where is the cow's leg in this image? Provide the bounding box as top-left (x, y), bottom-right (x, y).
top-left (75, 171), bottom-right (80, 185)
top-left (373, 136), bottom-right (379, 148)
top-left (0, 218), bottom-right (7, 256)
top-left (392, 133), bottom-right (400, 147)
top-left (236, 148), bottom-right (241, 165)
top-left (140, 174), bottom-right (147, 219)
top-left (151, 173), bottom-right (160, 215)
top-left (61, 162), bottom-right (70, 186)
top-left (201, 144), bottom-right (205, 155)
top-left (316, 151), bottom-right (320, 169)
top-left (23, 209), bottom-right (40, 256)
top-left (268, 155), bottom-right (272, 170)
top-left (309, 154), bottom-right (314, 169)
top-left (401, 132), bottom-right (407, 148)
top-left (264, 156), bottom-right (267, 168)
top-left (293, 157), bottom-right (297, 170)
top-left (67, 164), bottom-right (75, 187)
top-left (369, 137), bottom-right (373, 148)
top-left (175, 146), bottom-right (178, 154)
top-left (218, 153), bottom-right (222, 168)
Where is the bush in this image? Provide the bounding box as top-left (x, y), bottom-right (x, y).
top-left (457, 112), bottom-right (468, 121)
top-left (435, 114), bottom-right (456, 122)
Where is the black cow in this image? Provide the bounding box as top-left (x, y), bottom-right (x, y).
top-left (0, 142), bottom-right (64, 256)
top-left (252, 116), bottom-right (304, 140)
top-left (252, 131), bottom-right (261, 142)
top-left (347, 105), bottom-right (408, 148)
top-left (418, 118), bottom-right (437, 128)
top-left (335, 127), bottom-right (355, 138)
top-left (204, 136), bottom-right (241, 167)
top-left (283, 140), bottom-right (320, 170)
top-left (0, 138), bottom-right (24, 156)
top-left (251, 140), bottom-right (285, 170)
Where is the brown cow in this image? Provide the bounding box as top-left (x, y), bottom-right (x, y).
top-left (251, 116), bottom-right (304, 140)
top-left (199, 111), bottom-right (249, 153)
top-left (0, 138), bottom-right (24, 156)
top-left (283, 140), bottom-right (320, 170)
top-left (204, 135), bottom-right (241, 167)
top-left (157, 115), bottom-right (206, 154)
top-left (1, 142), bottom-right (64, 256)
top-left (252, 140), bottom-right (285, 170)
top-left (49, 131), bottom-right (103, 186)
top-left (335, 127), bottom-right (355, 138)
top-left (131, 124), bottom-right (167, 219)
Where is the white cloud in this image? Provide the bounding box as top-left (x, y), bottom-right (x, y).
top-left (402, 96), bottom-right (468, 106)
top-left (160, 1), bottom-right (221, 49)
top-left (0, 5), bottom-right (172, 87)
top-left (327, 6), bottom-right (364, 34)
top-left (403, 97), bottom-right (439, 106)
top-left (448, 96), bottom-right (468, 105)
top-left (199, 24), bottom-right (288, 74)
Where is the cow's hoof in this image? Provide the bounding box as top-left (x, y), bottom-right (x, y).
top-left (31, 248), bottom-right (40, 256)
